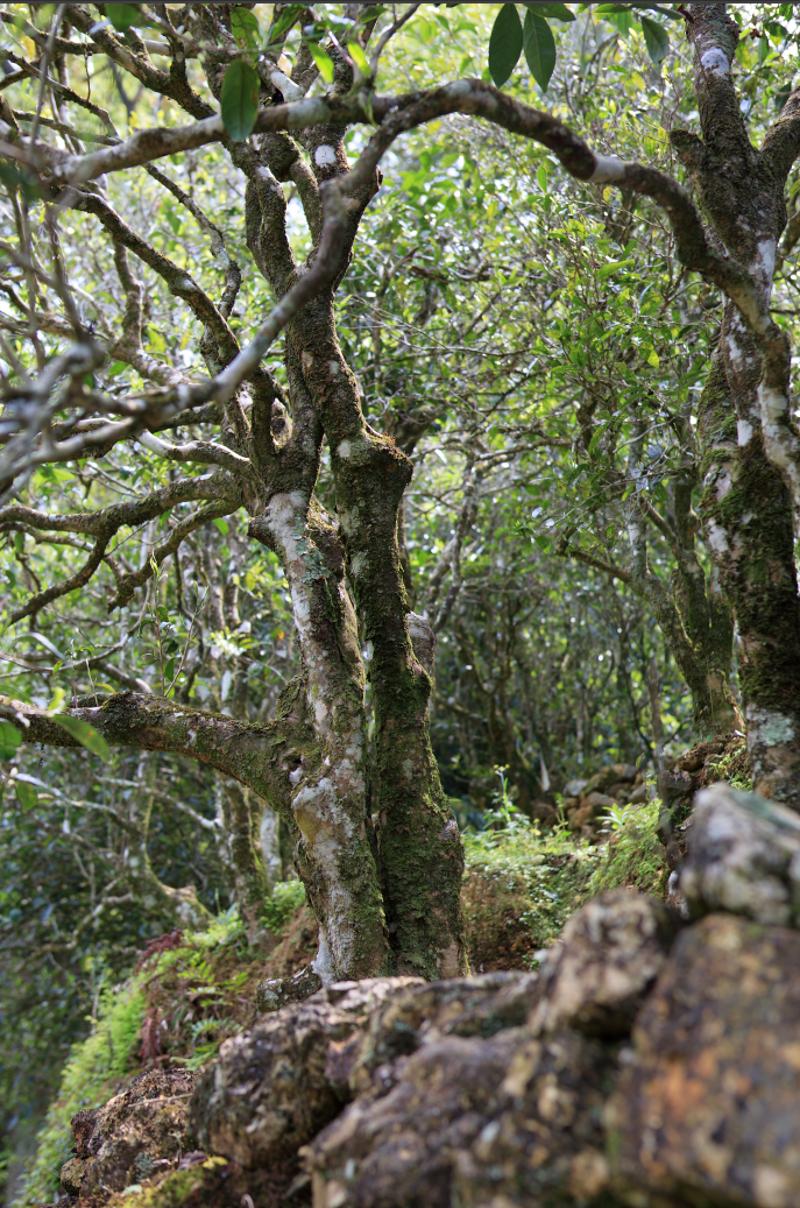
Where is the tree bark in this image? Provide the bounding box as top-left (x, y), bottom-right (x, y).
top-left (679, 3), bottom-right (800, 806)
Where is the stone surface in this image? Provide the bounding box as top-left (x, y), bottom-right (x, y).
top-left (60, 1067), bottom-right (195, 1197)
top-left (332, 971), bottom-right (538, 1095)
top-left (679, 783), bottom-right (800, 925)
top-left (306, 1032), bottom-right (520, 1207)
top-left (529, 890), bottom-right (680, 1039)
top-left (190, 978), bottom-right (421, 1168)
top-left (307, 1028), bottom-right (617, 1207)
top-left (452, 1029), bottom-right (618, 1208)
top-left (612, 914), bottom-right (800, 1207)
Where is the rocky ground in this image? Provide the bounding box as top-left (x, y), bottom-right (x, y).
top-left (34, 772), bottom-right (800, 1208)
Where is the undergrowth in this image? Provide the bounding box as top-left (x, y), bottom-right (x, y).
top-left (463, 774), bottom-right (666, 969)
top-left (15, 884), bottom-right (306, 1207)
top-left (13, 977), bottom-right (145, 1207)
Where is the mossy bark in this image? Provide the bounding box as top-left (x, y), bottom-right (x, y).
top-left (290, 298), bottom-right (466, 979)
top-left (251, 494), bottom-right (391, 981)
top-left (699, 351), bottom-right (800, 806)
top-left (679, 3), bottom-right (800, 807)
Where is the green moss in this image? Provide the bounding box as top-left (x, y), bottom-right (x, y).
top-left (109, 1157), bottom-right (228, 1206)
top-left (13, 978), bottom-right (146, 1207)
top-left (706, 738), bottom-right (752, 791)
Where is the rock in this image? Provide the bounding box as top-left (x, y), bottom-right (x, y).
top-left (307, 1028), bottom-right (617, 1207)
top-left (584, 791), bottom-right (617, 814)
top-left (452, 1030), bottom-right (617, 1207)
top-left (530, 890), bottom-right (680, 1039)
top-left (612, 913), bottom-right (800, 1207)
top-left (567, 792), bottom-right (615, 833)
top-left (256, 964), bottom-right (322, 1012)
top-left (563, 779), bottom-right (589, 799)
top-left (191, 978), bottom-right (421, 1168)
top-left (582, 764), bottom-right (637, 795)
top-left (61, 1067), bottom-right (195, 1197)
top-left (306, 1031), bottom-right (521, 1207)
top-left (679, 783), bottom-right (800, 926)
top-left (629, 782), bottom-right (648, 804)
top-left (333, 972), bottom-right (538, 1095)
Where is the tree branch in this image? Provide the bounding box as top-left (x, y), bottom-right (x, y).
top-left (0, 688), bottom-right (300, 802)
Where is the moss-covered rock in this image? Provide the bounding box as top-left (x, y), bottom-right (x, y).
top-left (61, 1068), bottom-right (195, 1199)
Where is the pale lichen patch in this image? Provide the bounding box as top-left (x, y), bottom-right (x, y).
top-left (590, 155), bottom-right (627, 183)
top-left (700, 47), bottom-right (730, 75)
top-left (737, 419), bottom-right (753, 446)
top-left (314, 144), bottom-right (337, 168)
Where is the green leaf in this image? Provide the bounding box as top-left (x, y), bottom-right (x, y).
top-left (348, 40), bottom-right (371, 77)
top-left (212, 517), bottom-right (230, 535)
top-left (308, 42), bottom-right (336, 85)
top-left (105, 4), bottom-right (141, 32)
top-left (265, 3), bottom-right (303, 48)
top-left (523, 10), bottom-right (556, 90)
top-left (0, 163), bottom-right (41, 200)
top-left (15, 779), bottom-right (37, 809)
top-left (0, 720), bottom-right (22, 761)
top-left (527, 3), bottom-right (574, 21)
top-left (598, 258), bottom-right (636, 279)
top-left (231, 6), bottom-right (260, 49)
top-left (489, 4), bottom-right (523, 87)
top-left (52, 715), bottom-right (112, 762)
top-left (640, 15), bottom-right (669, 64)
top-left (221, 60), bottom-right (260, 141)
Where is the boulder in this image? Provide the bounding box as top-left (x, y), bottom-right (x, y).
top-left (612, 914), bottom-right (800, 1207)
top-left (679, 783), bottom-right (800, 925)
top-left (563, 779), bottom-right (589, 799)
top-left (307, 1028), bottom-right (617, 1208)
top-left (306, 1031), bottom-right (518, 1207)
top-left (60, 1067), bottom-right (195, 1197)
top-left (190, 978), bottom-right (421, 1168)
top-left (332, 971), bottom-right (538, 1095)
top-left (567, 792), bottom-right (616, 833)
top-left (452, 1030), bottom-right (618, 1207)
top-left (529, 890), bottom-right (680, 1038)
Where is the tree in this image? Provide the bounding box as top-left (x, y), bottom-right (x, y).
top-left (1, 2), bottom-right (799, 986)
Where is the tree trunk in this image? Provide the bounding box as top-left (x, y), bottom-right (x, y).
top-left (679, 3), bottom-right (800, 806)
top-left (291, 299), bottom-right (467, 980)
top-left (699, 350), bottom-right (800, 805)
top-left (216, 780), bottom-right (272, 945)
top-left (252, 494), bottom-right (391, 981)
